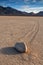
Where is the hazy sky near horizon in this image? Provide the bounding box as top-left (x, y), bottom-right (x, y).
top-left (0, 0), bottom-right (43, 13)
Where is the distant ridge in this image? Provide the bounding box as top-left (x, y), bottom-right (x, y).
top-left (0, 6), bottom-right (43, 16)
top-left (36, 11), bottom-right (43, 16)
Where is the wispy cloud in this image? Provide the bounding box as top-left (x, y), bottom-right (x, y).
top-left (9, 0), bottom-right (16, 2)
top-left (24, 0), bottom-right (43, 3)
top-left (24, 0), bottom-right (29, 2)
top-left (32, 0), bottom-right (36, 2)
top-left (23, 0), bottom-right (30, 4)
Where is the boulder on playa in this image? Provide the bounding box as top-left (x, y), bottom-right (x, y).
top-left (15, 42), bottom-right (27, 53)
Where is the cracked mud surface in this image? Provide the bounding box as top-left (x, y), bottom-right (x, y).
top-left (0, 16), bottom-right (43, 65)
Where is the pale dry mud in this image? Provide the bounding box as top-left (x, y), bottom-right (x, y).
top-left (0, 16), bottom-right (43, 65)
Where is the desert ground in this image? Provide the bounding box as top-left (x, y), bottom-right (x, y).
top-left (0, 16), bottom-right (43, 65)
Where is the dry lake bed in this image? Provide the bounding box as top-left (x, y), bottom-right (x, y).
top-left (0, 16), bottom-right (43, 65)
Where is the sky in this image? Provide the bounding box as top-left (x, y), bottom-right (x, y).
top-left (0, 0), bottom-right (43, 13)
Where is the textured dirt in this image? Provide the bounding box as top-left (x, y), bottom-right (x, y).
top-left (0, 16), bottom-right (43, 65)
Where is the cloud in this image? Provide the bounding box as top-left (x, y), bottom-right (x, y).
top-left (21, 5), bottom-right (29, 9)
top-left (18, 5), bottom-right (43, 13)
top-left (24, 0), bottom-right (29, 4)
top-left (32, 0), bottom-right (36, 2)
top-left (24, 0), bottom-right (29, 2)
top-left (9, 0), bottom-right (15, 2)
top-left (23, 0), bottom-right (43, 4)
top-left (34, 0), bottom-right (43, 2)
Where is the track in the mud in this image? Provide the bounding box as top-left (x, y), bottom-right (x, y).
top-left (16, 21), bottom-right (39, 65)
top-left (17, 21), bottom-right (39, 45)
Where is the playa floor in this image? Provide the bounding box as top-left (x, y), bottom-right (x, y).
top-left (0, 16), bottom-right (43, 65)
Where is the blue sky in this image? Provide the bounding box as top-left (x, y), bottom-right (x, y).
top-left (0, 0), bottom-right (43, 13)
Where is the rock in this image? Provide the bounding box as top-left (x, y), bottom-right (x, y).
top-left (15, 42), bottom-right (27, 53)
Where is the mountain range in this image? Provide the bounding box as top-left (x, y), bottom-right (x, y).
top-left (0, 6), bottom-right (43, 16)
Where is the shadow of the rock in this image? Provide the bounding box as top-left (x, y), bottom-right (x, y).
top-left (0, 47), bottom-right (23, 55)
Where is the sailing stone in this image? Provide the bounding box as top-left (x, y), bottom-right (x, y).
top-left (15, 42), bottom-right (27, 53)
